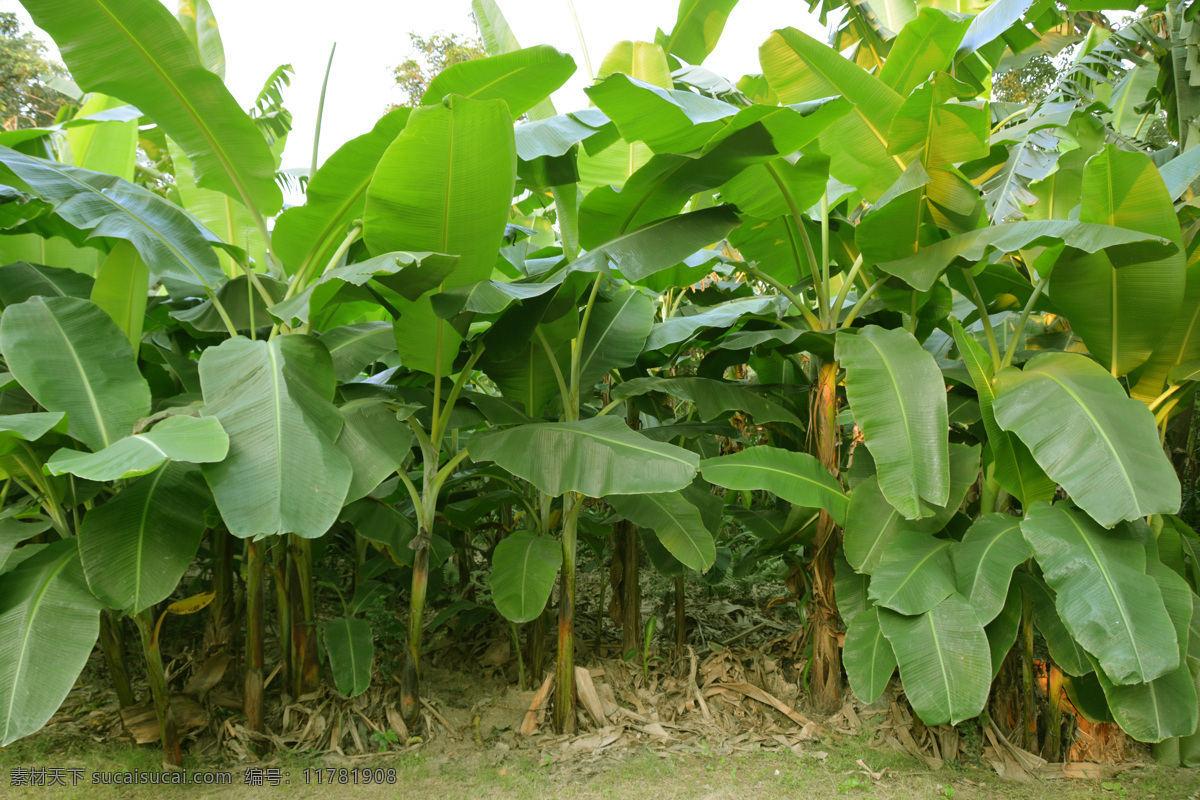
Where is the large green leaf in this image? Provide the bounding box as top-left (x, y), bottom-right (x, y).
top-left (323, 616), bottom-right (373, 697)
top-left (843, 476), bottom-right (916, 573)
top-left (887, 72), bottom-right (989, 168)
top-left (90, 241), bottom-right (148, 348)
top-left (176, 0), bottom-right (225, 77)
top-left (489, 531), bottom-right (562, 622)
top-left (168, 140), bottom-right (263, 279)
top-left (578, 124), bottom-right (781, 248)
top-left (836, 326), bottom-right (949, 519)
top-left (586, 73), bottom-right (738, 154)
top-left (950, 318), bottom-right (1055, 508)
top-left (0, 297), bottom-right (150, 452)
top-left (570, 206), bottom-right (742, 282)
top-left (0, 147), bottom-right (225, 295)
top-left (993, 352), bottom-right (1180, 527)
top-left (760, 27), bottom-right (903, 200)
top-left (986, 586), bottom-right (1022, 679)
top-left (335, 399), bottom-right (414, 504)
top-left (869, 532), bottom-right (956, 615)
top-left (578, 287), bottom-right (654, 391)
top-left (468, 416), bottom-right (698, 498)
top-left (877, 220), bottom-right (1177, 292)
top-left (423, 45), bottom-right (574, 119)
top-left (320, 321), bottom-right (396, 382)
top-left (0, 262), bottom-right (92, 308)
top-left (1013, 572), bottom-right (1094, 677)
top-left (19, 0), bottom-right (280, 214)
top-left (608, 491), bottom-right (715, 572)
top-left (951, 513), bottom-right (1031, 625)
top-left (272, 109), bottom-right (409, 277)
top-left (699, 447), bottom-right (847, 526)
top-left (364, 96), bottom-right (515, 289)
top-left (0, 516), bottom-right (52, 573)
top-left (644, 295), bottom-right (788, 352)
top-left (878, 9), bottom-right (970, 96)
top-left (613, 375), bottom-right (802, 427)
top-left (77, 461), bottom-right (208, 613)
top-left (1131, 257), bottom-right (1200, 402)
top-left (198, 335), bottom-right (352, 539)
top-left (880, 593), bottom-right (991, 726)
top-left (844, 607), bottom-right (897, 705)
top-left (0, 539), bottom-right (101, 746)
top-left (1050, 145), bottom-right (1186, 377)
top-left (0, 413), bottom-right (67, 456)
top-left (1021, 502), bottom-right (1178, 685)
top-left (46, 415), bottom-right (228, 481)
top-left (656, 0), bottom-right (739, 65)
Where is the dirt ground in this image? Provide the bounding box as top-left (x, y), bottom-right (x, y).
top-left (3, 565), bottom-right (1200, 799)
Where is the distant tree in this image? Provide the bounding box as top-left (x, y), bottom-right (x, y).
top-left (0, 12), bottom-right (70, 129)
top-left (391, 24), bottom-right (487, 109)
top-left (992, 53), bottom-right (1060, 104)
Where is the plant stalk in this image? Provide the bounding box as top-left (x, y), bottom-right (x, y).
top-left (554, 495), bottom-right (582, 733)
top-left (244, 538), bottom-right (266, 733)
top-left (134, 609), bottom-right (181, 766)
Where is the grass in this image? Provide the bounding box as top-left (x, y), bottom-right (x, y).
top-left (2, 728), bottom-right (1200, 800)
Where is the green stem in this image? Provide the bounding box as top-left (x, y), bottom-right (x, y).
top-left (554, 494), bottom-right (583, 733)
top-left (745, 266), bottom-right (822, 330)
top-left (1000, 273), bottom-right (1050, 368)
top-left (536, 327), bottom-right (571, 414)
top-left (432, 347), bottom-right (484, 445)
top-left (820, 190), bottom-right (831, 327)
top-left (829, 254), bottom-right (864, 326)
top-left (962, 268), bottom-right (1001, 366)
top-left (134, 609), bottom-right (182, 766)
top-left (841, 277), bottom-right (885, 328)
top-left (569, 278), bottom-right (604, 419)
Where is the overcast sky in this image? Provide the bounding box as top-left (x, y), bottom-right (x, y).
top-left (2, 0), bottom-right (826, 172)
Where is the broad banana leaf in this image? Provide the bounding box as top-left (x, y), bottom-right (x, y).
top-left (468, 416), bottom-right (698, 497)
top-left (951, 513), bottom-right (1031, 625)
top-left (0, 262), bottom-right (92, 307)
top-left (877, 9), bottom-right (970, 96)
top-left (46, 415), bottom-right (228, 481)
top-left (335, 399), bottom-right (414, 504)
top-left (364, 96), bottom-right (515, 289)
top-left (950, 318), bottom-right (1055, 508)
top-left (489, 531), bottom-right (562, 622)
top-left (843, 476), bottom-right (917, 573)
top-left (760, 27), bottom-right (903, 200)
top-left (836, 326), bottom-right (949, 519)
top-left (613, 375), bottom-right (802, 427)
top-left (0, 539), bottom-right (101, 746)
top-left (199, 335), bottom-right (352, 539)
top-left (655, 0), bottom-right (740, 65)
top-left (1021, 502), bottom-right (1178, 685)
top-left (844, 606), bottom-right (897, 705)
top-left (1050, 145), bottom-right (1185, 377)
top-left (880, 592), bottom-right (991, 725)
top-left (699, 447), bottom-right (847, 525)
top-left (76, 462), bottom-right (209, 613)
top-left (90, 241), bottom-right (148, 347)
top-left (570, 207), bottom-right (741, 282)
top-left (323, 616), bottom-right (373, 697)
top-left (423, 45), bottom-right (574, 119)
top-left (18, 0), bottom-right (280, 214)
top-left (0, 296), bottom-right (150, 452)
top-left (577, 287), bottom-right (654, 391)
top-left (993, 352), bottom-right (1180, 527)
top-left (0, 147), bottom-right (225, 295)
top-left (869, 531), bottom-right (956, 615)
top-left (320, 322), bottom-right (397, 382)
top-left (272, 108), bottom-right (409, 277)
top-left (877, 219), bottom-right (1176, 292)
top-left (608, 490), bottom-right (716, 572)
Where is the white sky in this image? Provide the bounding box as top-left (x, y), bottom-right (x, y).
top-left (2, 0), bottom-right (825, 172)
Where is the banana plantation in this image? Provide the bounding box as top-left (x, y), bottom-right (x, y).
top-left (2, 0), bottom-right (1200, 781)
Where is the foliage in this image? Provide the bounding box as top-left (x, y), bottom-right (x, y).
top-left (392, 27), bottom-right (488, 109)
top-left (1, 0), bottom-right (1200, 770)
top-left (0, 12), bottom-right (70, 129)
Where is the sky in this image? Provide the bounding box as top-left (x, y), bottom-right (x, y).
top-left (1, 0), bottom-right (827, 173)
